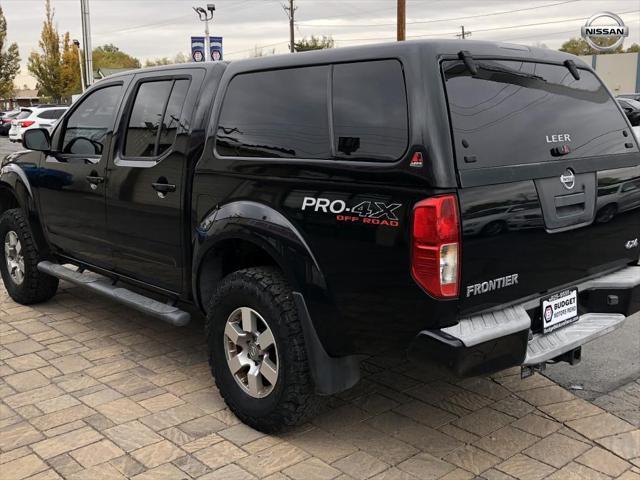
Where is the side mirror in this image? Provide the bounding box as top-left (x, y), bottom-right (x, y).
top-left (22, 128), bottom-right (51, 152)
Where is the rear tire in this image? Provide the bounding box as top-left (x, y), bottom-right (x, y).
top-left (0, 209), bottom-right (58, 304)
top-left (205, 266), bottom-right (320, 432)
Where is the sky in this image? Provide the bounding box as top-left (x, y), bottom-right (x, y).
top-left (3, 0), bottom-right (640, 89)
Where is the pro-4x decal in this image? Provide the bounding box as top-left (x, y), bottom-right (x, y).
top-left (301, 197), bottom-right (401, 227)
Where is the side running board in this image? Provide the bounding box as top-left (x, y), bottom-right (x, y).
top-left (37, 261), bottom-right (190, 326)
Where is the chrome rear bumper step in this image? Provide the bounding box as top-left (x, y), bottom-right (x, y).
top-left (38, 261), bottom-right (190, 326)
top-left (524, 313), bottom-right (626, 365)
top-left (440, 305), bottom-right (530, 347)
top-left (438, 265), bottom-right (640, 348)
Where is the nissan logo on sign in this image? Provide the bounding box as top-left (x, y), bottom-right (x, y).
top-left (581, 11), bottom-right (628, 51)
top-left (560, 169), bottom-right (576, 190)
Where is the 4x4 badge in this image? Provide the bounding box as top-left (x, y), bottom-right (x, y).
top-left (560, 169), bottom-right (575, 190)
top-left (625, 238), bottom-right (639, 249)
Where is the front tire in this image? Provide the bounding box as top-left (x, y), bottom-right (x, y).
top-left (206, 266), bottom-right (320, 432)
top-left (0, 209), bottom-right (58, 304)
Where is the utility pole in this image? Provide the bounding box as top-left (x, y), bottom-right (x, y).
top-left (193, 4), bottom-right (216, 61)
top-left (397, 0), bottom-right (406, 41)
top-left (73, 39), bottom-right (86, 93)
top-left (457, 25), bottom-right (471, 39)
top-left (283, 0), bottom-right (296, 53)
top-left (80, 0), bottom-right (93, 85)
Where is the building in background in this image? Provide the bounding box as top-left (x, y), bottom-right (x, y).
top-left (579, 52), bottom-right (639, 95)
top-left (0, 87), bottom-right (40, 110)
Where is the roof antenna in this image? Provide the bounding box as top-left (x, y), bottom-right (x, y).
top-left (458, 50), bottom-right (478, 76)
top-left (564, 60), bottom-right (580, 80)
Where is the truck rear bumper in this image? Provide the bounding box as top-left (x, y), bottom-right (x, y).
top-left (409, 265), bottom-right (640, 377)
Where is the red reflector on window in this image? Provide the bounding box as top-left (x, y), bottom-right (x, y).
top-left (411, 195), bottom-right (460, 298)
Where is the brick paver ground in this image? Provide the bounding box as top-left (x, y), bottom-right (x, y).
top-left (1, 281), bottom-right (640, 480)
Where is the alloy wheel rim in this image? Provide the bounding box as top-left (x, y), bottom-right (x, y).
top-left (223, 306), bottom-right (279, 398)
top-left (4, 231), bottom-right (24, 285)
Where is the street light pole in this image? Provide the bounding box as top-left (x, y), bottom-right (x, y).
top-left (80, 0), bottom-right (94, 84)
top-left (73, 39), bottom-right (86, 93)
top-left (193, 4), bottom-right (215, 61)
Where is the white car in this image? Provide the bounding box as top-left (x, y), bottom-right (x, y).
top-left (8, 106), bottom-right (68, 143)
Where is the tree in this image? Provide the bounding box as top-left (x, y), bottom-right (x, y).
top-left (144, 53), bottom-right (188, 67)
top-left (294, 35), bottom-right (335, 52)
top-left (558, 37), bottom-right (637, 55)
top-left (93, 44), bottom-right (140, 70)
top-left (626, 43), bottom-right (640, 53)
top-left (250, 45), bottom-right (276, 57)
top-left (0, 6), bottom-right (20, 100)
top-left (60, 32), bottom-right (81, 96)
top-left (28, 0), bottom-right (65, 102)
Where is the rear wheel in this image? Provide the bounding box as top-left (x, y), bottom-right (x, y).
top-left (205, 266), bottom-right (320, 432)
top-left (0, 209), bottom-right (58, 304)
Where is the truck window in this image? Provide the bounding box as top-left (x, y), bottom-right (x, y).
top-left (216, 66), bottom-right (331, 159)
top-left (443, 60), bottom-right (635, 169)
top-left (124, 78), bottom-right (191, 158)
top-left (62, 85), bottom-right (122, 155)
top-left (124, 80), bottom-right (172, 157)
top-left (157, 79), bottom-right (190, 155)
top-left (332, 60), bottom-right (408, 161)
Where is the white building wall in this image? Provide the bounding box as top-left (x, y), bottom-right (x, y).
top-left (579, 52), bottom-right (639, 94)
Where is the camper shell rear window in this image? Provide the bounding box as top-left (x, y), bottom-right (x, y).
top-left (442, 59), bottom-right (636, 170)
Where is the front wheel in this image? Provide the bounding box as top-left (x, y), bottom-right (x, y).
top-left (206, 266), bottom-right (320, 432)
top-left (0, 209), bottom-right (58, 304)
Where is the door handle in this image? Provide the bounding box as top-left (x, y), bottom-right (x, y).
top-left (151, 180), bottom-right (176, 199)
top-left (151, 182), bottom-right (176, 193)
top-left (86, 175), bottom-right (104, 190)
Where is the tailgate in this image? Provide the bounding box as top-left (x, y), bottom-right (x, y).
top-left (442, 58), bottom-right (640, 313)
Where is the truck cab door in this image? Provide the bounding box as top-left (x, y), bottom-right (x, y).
top-left (105, 69), bottom-right (204, 293)
top-left (37, 81), bottom-right (129, 268)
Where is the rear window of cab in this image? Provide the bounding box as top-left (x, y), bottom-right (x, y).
top-left (215, 59), bottom-right (408, 162)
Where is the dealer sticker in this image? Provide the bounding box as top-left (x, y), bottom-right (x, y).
top-left (541, 288), bottom-right (579, 333)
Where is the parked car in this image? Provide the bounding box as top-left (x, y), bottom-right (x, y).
top-left (2, 40), bottom-right (639, 432)
top-left (618, 93), bottom-right (640, 102)
top-left (617, 97), bottom-right (640, 126)
top-left (8, 106), bottom-right (68, 142)
top-left (0, 110), bottom-right (20, 136)
top-left (595, 178), bottom-right (640, 223)
top-left (617, 97), bottom-right (640, 142)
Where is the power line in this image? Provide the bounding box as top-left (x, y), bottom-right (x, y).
top-left (97, 0), bottom-right (263, 35)
top-left (329, 9), bottom-right (639, 43)
top-left (297, 0), bottom-right (580, 28)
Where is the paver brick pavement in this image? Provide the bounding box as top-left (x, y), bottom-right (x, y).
top-left (0, 280), bottom-right (639, 479)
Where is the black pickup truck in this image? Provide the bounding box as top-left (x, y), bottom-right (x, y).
top-left (2, 40), bottom-right (639, 432)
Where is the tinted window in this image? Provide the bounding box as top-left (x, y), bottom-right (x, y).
top-left (124, 79), bottom-right (190, 158)
top-left (157, 79), bottom-right (190, 155)
top-left (62, 85), bottom-right (122, 155)
top-left (216, 66), bottom-right (330, 158)
top-left (38, 109), bottom-right (66, 119)
top-left (443, 60), bottom-right (635, 169)
top-left (124, 81), bottom-right (173, 157)
top-left (332, 60), bottom-right (408, 161)
top-left (17, 110), bottom-right (32, 120)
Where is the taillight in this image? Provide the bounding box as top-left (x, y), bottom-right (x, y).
top-left (20, 120), bottom-right (35, 128)
top-left (411, 195), bottom-right (460, 298)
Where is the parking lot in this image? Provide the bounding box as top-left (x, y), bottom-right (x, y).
top-left (0, 135), bottom-right (639, 480)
